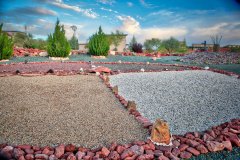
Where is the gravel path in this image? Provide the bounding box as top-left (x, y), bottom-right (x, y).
top-left (109, 71), bottom-right (240, 135)
top-left (0, 75), bottom-right (148, 148)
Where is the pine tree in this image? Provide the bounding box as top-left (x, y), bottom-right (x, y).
top-left (0, 23), bottom-right (14, 60)
top-left (47, 19), bottom-right (71, 57)
top-left (129, 35), bottom-right (137, 52)
top-left (69, 35), bottom-right (79, 50)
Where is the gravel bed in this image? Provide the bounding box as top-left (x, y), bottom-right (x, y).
top-left (109, 70), bottom-right (240, 135)
top-left (0, 75), bottom-right (148, 148)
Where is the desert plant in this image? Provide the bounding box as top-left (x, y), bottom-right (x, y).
top-left (144, 38), bottom-right (161, 53)
top-left (88, 26), bottom-right (110, 56)
top-left (47, 19), bottom-right (71, 57)
top-left (129, 35), bottom-right (137, 52)
top-left (0, 23), bottom-right (14, 60)
top-left (132, 43), bottom-right (143, 53)
top-left (108, 30), bottom-right (125, 51)
top-left (210, 35), bottom-right (222, 52)
top-left (161, 37), bottom-right (180, 54)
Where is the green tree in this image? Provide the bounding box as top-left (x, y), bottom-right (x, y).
top-left (176, 38), bottom-right (188, 53)
top-left (69, 35), bottom-right (79, 50)
top-left (88, 26), bottom-right (110, 56)
top-left (161, 37), bottom-right (180, 54)
top-left (108, 30), bottom-right (125, 51)
top-left (0, 23), bottom-right (14, 60)
top-left (47, 19), bottom-right (71, 57)
top-left (144, 38), bottom-right (161, 53)
top-left (13, 32), bottom-right (28, 47)
top-left (129, 35), bottom-right (137, 52)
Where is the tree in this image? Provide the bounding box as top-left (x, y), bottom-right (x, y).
top-left (13, 32), bottom-right (28, 47)
top-left (210, 35), bottom-right (222, 52)
top-left (132, 43), bottom-right (143, 53)
top-left (161, 37), bottom-right (180, 54)
top-left (144, 38), bottom-right (161, 53)
top-left (69, 36), bottom-right (79, 50)
top-left (0, 23), bottom-right (14, 60)
top-left (176, 38), bottom-right (188, 53)
top-left (47, 19), bottom-right (71, 57)
top-left (88, 26), bottom-right (110, 56)
top-left (129, 35), bottom-right (137, 52)
top-left (109, 30), bottom-right (125, 51)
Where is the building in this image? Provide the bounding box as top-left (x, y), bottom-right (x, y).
top-left (192, 43), bottom-right (214, 51)
top-left (78, 34), bottom-right (127, 53)
top-left (224, 45), bottom-right (240, 48)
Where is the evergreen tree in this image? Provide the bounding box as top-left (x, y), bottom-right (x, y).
top-left (0, 23), bottom-right (14, 60)
top-left (129, 35), bottom-right (137, 52)
top-left (69, 35), bottom-right (79, 50)
top-left (47, 19), bottom-right (71, 57)
top-left (88, 26), bottom-right (110, 56)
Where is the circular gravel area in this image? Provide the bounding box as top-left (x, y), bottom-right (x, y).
top-left (0, 75), bottom-right (147, 148)
top-left (109, 70), bottom-right (240, 135)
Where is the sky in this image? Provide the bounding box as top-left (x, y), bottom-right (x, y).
top-left (0, 0), bottom-right (240, 46)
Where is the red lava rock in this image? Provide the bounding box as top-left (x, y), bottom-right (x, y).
top-left (116, 145), bottom-right (125, 154)
top-left (87, 151), bottom-right (95, 157)
top-left (16, 145), bottom-right (32, 150)
top-left (158, 155), bottom-right (170, 160)
top-left (83, 155), bottom-right (91, 160)
top-left (78, 147), bottom-right (89, 152)
top-left (180, 151), bottom-right (192, 159)
top-left (54, 144), bottom-right (65, 158)
top-left (65, 144), bottom-right (76, 152)
top-left (172, 140), bottom-right (180, 148)
top-left (186, 139), bottom-right (200, 147)
top-left (109, 142), bottom-right (118, 151)
top-left (133, 141), bottom-right (145, 146)
top-left (137, 154), bottom-right (154, 160)
top-left (101, 147), bottom-right (110, 157)
top-left (25, 149), bottom-right (34, 154)
top-left (206, 141), bottom-right (224, 152)
top-left (35, 151), bottom-right (42, 154)
top-left (164, 151), bottom-right (180, 160)
top-left (25, 154), bottom-right (34, 160)
top-left (229, 128), bottom-right (240, 134)
top-left (91, 66), bottom-right (111, 73)
top-left (32, 146), bottom-right (41, 151)
top-left (123, 144), bottom-right (132, 149)
top-left (171, 148), bottom-right (180, 157)
top-left (228, 134), bottom-right (240, 147)
top-left (222, 140), bottom-right (232, 151)
top-left (13, 148), bottom-right (25, 159)
top-left (203, 133), bottom-right (214, 141)
top-left (76, 151), bottom-right (86, 160)
top-left (154, 150), bottom-right (163, 157)
top-left (35, 154), bottom-right (49, 160)
top-left (207, 129), bottom-right (216, 138)
top-left (193, 132), bottom-right (200, 138)
top-left (178, 144), bottom-right (189, 152)
top-left (186, 147), bottom-right (200, 156)
top-left (19, 155), bottom-right (26, 160)
top-left (67, 153), bottom-right (76, 160)
top-left (120, 150), bottom-right (134, 159)
top-left (156, 146), bottom-right (172, 152)
top-left (185, 133), bottom-right (195, 139)
top-left (1, 146), bottom-right (14, 154)
top-left (42, 147), bottom-right (51, 155)
top-left (196, 144), bottom-right (208, 154)
top-left (108, 151), bottom-right (120, 160)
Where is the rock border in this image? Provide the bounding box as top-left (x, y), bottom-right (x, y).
top-left (0, 61), bottom-right (239, 160)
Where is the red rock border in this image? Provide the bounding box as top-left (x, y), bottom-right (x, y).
top-left (0, 61), bottom-right (239, 160)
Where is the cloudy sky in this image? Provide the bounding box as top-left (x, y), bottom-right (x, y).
top-left (1, 0), bottom-right (240, 45)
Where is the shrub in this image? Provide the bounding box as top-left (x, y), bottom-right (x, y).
top-left (47, 19), bottom-right (71, 57)
top-left (0, 23), bottom-right (13, 60)
top-left (132, 43), bottom-right (143, 53)
top-left (69, 35), bottom-right (79, 50)
top-left (161, 37), bottom-right (180, 54)
top-left (129, 36), bottom-right (137, 52)
top-left (88, 26), bottom-right (110, 56)
top-left (144, 38), bottom-right (161, 53)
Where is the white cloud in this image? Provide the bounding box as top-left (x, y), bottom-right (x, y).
top-left (149, 10), bottom-right (174, 16)
top-left (127, 2), bottom-right (133, 7)
top-left (97, 0), bottom-right (115, 5)
top-left (100, 7), bottom-right (118, 13)
top-left (139, 0), bottom-right (157, 8)
top-left (50, 0), bottom-right (98, 18)
top-left (116, 15), bottom-right (187, 43)
top-left (192, 23), bottom-right (229, 36)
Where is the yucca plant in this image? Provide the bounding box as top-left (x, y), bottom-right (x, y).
top-left (88, 26), bottom-right (110, 56)
top-left (47, 19), bottom-right (71, 57)
top-left (0, 23), bottom-right (14, 60)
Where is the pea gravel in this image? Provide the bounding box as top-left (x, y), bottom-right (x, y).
top-left (0, 75), bottom-right (148, 148)
top-left (109, 70), bottom-right (240, 135)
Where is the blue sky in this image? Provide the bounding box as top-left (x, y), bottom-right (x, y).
top-left (0, 0), bottom-right (240, 45)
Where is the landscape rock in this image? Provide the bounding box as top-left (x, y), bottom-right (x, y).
top-left (150, 119), bottom-right (171, 145)
top-left (171, 148), bottom-right (180, 157)
top-left (54, 144), bottom-right (65, 158)
top-left (196, 144), bottom-right (208, 154)
top-left (25, 154), bottom-right (34, 160)
top-left (158, 155), bottom-right (170, 160)
top-left (108, 151), bottom-right (120, 160)
top-left (206, 141), bottom-right (224, 152)
top-left (222, 140), bottom-right (232, 151)
top-left (180, 151), bottom-right (192, 159)
top-left (13, 148), bottom-right (25, 159)
top-left (76, 151), bottom-right (86, 160)
top-left (65, 144), bottom-right (76, 152)
top-left (39, 52), bottom-right (48, 57)
top-left (101, 147), bottom-right (110, 157)
top-left (186, 147), bottom-right (200, 156)
top-left (178, 144), bottom-right (189, 152)
top-left (67, 153), bottom-right (76, 160)
top-left (35, 154), bottom-right (49, 160)
top-left (127, 101), bottom-right (137, 111)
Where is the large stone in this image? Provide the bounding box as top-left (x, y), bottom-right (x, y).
top-left (39, 52), bottom-right (48, 57)
top-left (196, 144), bottom-right (208, 154)
top-left (206, 141), bottom-right (224, 152)
top-left (222, 140), bottom-right (232, 151)
top-left (127, 101), bottom-right (137, 111)
top-left (151, 119), bottom-right (171, 145)
top-left (55, 144), bottom-right (65, 158)
top-left (101, 147), bottom-right (110, 157)
top-left (13, 148), bottom-right (25, 159)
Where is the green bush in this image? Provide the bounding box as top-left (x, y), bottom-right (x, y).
top-left (0, 23), bottom-right (13, 60)
top-left (88, 26), bottom-right (109, 56)
top-left (47, 19), bottom-right (71, 57)
top-left (161, 37), bottom-right (180, 54)
top-left (69, 35), bottom-right (79, 50)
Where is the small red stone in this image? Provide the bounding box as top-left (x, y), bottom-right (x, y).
top-left (178, 144), bottom-right (189, 152)
top-left (186, 147), bottom-right (200, 156)
top-left (101, 147), bottom-right (110, 157)
top-left (25, 154), bottom-right (34, 160)
top-left (180, 151), bottom-right (192, 159)
top-left (65, 144), bottom-right (76, 152)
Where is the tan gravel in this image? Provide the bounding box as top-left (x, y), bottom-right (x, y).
top-left (0, 75), bottom-right (147, 148)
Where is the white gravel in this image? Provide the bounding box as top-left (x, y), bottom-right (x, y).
top-left (109, 71), bottom-right (240, 135)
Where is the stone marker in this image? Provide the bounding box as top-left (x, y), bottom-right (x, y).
top-left (112, 86), bottom-right (118, 94)
top-left (151, 119), bottom-right (171, 145)
top-left (127, 101), bottom-right (137, 111)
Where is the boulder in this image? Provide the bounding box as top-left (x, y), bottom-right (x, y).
top-left (39, 52), bottom-right (48, 57)
top-left (150, 119), bottom-right (171, 145)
